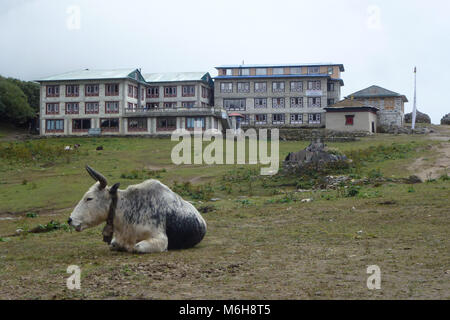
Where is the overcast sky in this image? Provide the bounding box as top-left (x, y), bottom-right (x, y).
top-left (1, 0), bottom-right (449, 123)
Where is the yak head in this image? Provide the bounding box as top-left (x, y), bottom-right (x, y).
top-left (68, 165), bottom-right (120, 232)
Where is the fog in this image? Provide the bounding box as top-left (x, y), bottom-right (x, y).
top-left (1, 0), bottom-right (449, 123)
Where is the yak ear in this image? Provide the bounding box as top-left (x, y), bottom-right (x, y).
top-left (109, 183), bottom-right (120, 194)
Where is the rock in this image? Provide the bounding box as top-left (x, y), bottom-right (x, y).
top-left (404, 175), bottom-right (422, 184)
top-left (301, 198), bottom-right (312, 203)
top-left (441, 113), bottom-right (450, 125)
top-left (96, 146), bottom-right (104, 151)
top-left (283, 138), bottom-right (349, 173)
top-left (404, 110), bottom-right (431, 124)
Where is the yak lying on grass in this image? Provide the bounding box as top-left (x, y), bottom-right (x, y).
top-left (68, 166), bottom-right (207, 253)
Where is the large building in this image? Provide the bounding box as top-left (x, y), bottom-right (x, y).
top-left (346, 85), bottom-right (408, 128)
top-left (213, 63), bottom-right (344, 128)
top-left (37, 69), bottom-right (226, 136)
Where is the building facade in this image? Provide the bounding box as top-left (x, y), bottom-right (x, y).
top-left (213, 63), bottom-right (344, 128)
top-left (37, 69), bottom-right (225, 136)
top-left (324, 99), bottom-right (378, 133)
top-left (346, 85), bottom-right (408, 128)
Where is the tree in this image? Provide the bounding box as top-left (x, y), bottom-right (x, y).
top-left (0, 76), bottom-right (35, 124)
top-left (7, 78), bottom-right (40, 112)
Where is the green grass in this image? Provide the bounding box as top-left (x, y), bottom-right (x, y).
top-left (0, 130), bottom-right (449, 299)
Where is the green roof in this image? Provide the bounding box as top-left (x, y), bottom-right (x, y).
top-left (36, 68), bottom-right (146, 83)
top-left (347, 85), bottom-right (408, 102)
top-left (144, 72), bottom-right (211, 83)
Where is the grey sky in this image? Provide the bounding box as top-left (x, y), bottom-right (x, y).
top-left (1, 0), bottom-right (449, 123)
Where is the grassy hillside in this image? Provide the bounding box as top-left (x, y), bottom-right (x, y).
top-left (0, 129), bottom-right (448, 299)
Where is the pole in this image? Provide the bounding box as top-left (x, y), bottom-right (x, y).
top-left (411, 67), bottom-right (417, 130)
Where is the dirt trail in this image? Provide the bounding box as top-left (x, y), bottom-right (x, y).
top-left (408, 128), bottom-right (450, 181)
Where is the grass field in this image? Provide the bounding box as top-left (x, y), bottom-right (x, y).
top-left (0, 126), bottom-right (449, 299)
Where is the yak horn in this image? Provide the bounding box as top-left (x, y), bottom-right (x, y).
top-left (85, 165), bottom-right (107, 189)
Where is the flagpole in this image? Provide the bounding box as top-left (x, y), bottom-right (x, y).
top-left (411, 67), bottom-right (417, 130)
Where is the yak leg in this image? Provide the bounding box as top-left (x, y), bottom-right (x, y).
top-left (134, 233), bottom-right (168, 253)
top-left (109, 237), bottom-right (127, 252)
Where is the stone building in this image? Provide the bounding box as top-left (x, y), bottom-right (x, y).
top-left (213, 63), bottom-right (345, 128)
top-left (346, 85), bottom-right (408, 128)
top-left (37, 69), bottom-right (226, 136)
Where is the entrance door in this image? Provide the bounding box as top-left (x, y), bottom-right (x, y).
top-left (371, 121), bottom-right (375, 133)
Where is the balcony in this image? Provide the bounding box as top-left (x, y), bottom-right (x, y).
top-left (124, 106), bottom-right (226, 118)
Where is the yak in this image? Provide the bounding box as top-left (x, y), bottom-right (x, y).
top-left (68, 166), bottom-right (207, 253)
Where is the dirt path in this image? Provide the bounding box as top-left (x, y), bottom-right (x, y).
top-left (408, 128), bottom-right (450, 180)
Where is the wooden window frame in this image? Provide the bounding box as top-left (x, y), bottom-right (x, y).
top-left (255, 114), bottom-right (267, 124)
top-left (185, 117), bottom-right (206, 131)
top-left (105, 83), bottom-right (119, 96)
top-left (290, 81), bottom-right (303, 92)
top-left (164, 86), bottom-right (177, 97)
top-left (46, 85), bottom-right (60, 97)
top-left (100, 118), bottom-right (120, 132)
top-left (220, 82), bottom-right (233, 93)
top-left (85, 102), bottom-right (99, 114)
top-left (272, 81), bottom-right (285, 93)
top-left (254, 82), bottom-right (267, 93)
top-left (105, 101), bottom-right (120, 114)
top-left (290, 114), bottom-right (303, 124)
top-left (290, 97), bottom-right (303, 108)
top-left (45, 119), bottom-right (64, 133)
top-left (46, 103), bottom-right (60, 115)
top-left (237, 82), bottom-right (250, 93)
top-left (345, 115), bottom-right (355, 126)
top-left (147, 86), bottom-right (159, 98)
top-left (65, 102), bottom-right (79, 114)
top-left (254, 98), bottom-right (267, 108)
top-left (85, 84), bottom-right (99, 96)
top-left (308, 113), bottom-right (321, 124)
top-left (128, 118), bottom-right (148, 132)
top-left (272, 97), bottom-right (285, 108)
top-left (182, 85), bottom-right (195, 97)
top-left (65, 84), bottom-right (79, 97)
top-left (272, 113), bottom-right (285, 124)
top-left (72, 119), bottom-right (91, 132)
top-left (156, 117), bottom-right (177, 131)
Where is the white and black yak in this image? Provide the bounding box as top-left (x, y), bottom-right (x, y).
top-left (68, 166), bottom-right (207, 253)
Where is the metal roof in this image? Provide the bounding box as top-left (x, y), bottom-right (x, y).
top-left (347, 85), bottom-right (408, 102)
top-left (143, 72), bottom-right (211, 83)
top-left (214, 74), bottom-right (345, 85)
top-left (36, 68), bottom-right (144, 82)
top-left (324, 98), bottom-right (379, 112)
top-left (216, 63), bottom-right (345, 72)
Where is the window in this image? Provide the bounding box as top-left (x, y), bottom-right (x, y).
top-left (46, 103), bottom-right (59, 114)
top-left (290, 97), bottom-right (303, 108)
top-left (128, 85), bottom-right (135, 98)
top-left (141, 88), bottom-right (145, 101)
top-left (239, 68), bottom-right (250, 76)
top-left (85, 102), bottom-right (99, 114)
top-left (106, 83), bottom-right (119, 96)
top-left (201, 87), bottom-right (209, 98)
top-left (290, 67), bottom-right (302, 74)
top-left (186, 117), bottom-right (205, 130)
top-left (224, 99), bottom-right (246, 111)
top-left (290, 114), bottom-right (303, 124)
top-left (127, 102), bottom-right (135, 111)
top-left (328, 67), bottom-right (333, 75)
top-left (128, 118), bottom-right (147, 131)
top-left (327, 99), bottom-right (335, 106)
top-left (307, 81), bottom-right (321, 90)
top-left (327, 82), bottom-right (335, 92)
top-left (66, 85), bottom-right (79, 97)
top-left (146, 102), bottom-right (159, 109)
top-left (105, 101), bottom-right (119, 113)
top-left (85, 84), bottom-right (99, 96)
top-left (182, 101), bottom-right (195, 108)
top-left (46, 119), bottom-right (64, 132)
top-left (163, 102), bottom-right (177, 109)
top-left (290, 81), bottom-right (303, 92)
top-left (133, 86), bottom-right (138, 98)
top-left (308, 113), bottom-right (321, 124)
top-left (220, 82), bottom-right (233, 93)
top-left (242, 114), bottom-right (250, 124)
top-left (147, 86), bottom-right (159, 98)
top-left (65, 102), bottom-right (79, 114)
top-left (225, 69), bottom-right (233, 76)
top-left (255, 68), bottom-right (267, 75)
top-left (182, 85), bottom-right (195, 97)
top-left (237, 82), bottom-right (250, 93)
top-left (254, 98), bottom-right (267, 108)
top-left (308, 66), bottom-right (320, 74)
top-left (272, 113), bottom-right (285, 124)
top-left (157, 117), bottom-right (176, 131)
top-left (345, 115), bottom-right (355, 126)
top-left (308, 97), bottom-right (321, 107)
top-left (164, 86), bottom-right (177, 97)
top-left (100, 118), bottom-right (119, 131)
top-left (255, 114), bottom-right (267, 124)
top-left (254, 82), bottom-right (267, 93)
top-left (272, 81), bottom-right (285, 93)
top-left (46, 85), bottom-right (59, 97)
top-left (272, 67), bottom-right (284, 75)
top-left (272, 98), bottom-right (285, 108)
top-left (72, 119), bottom-right (91, 132)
